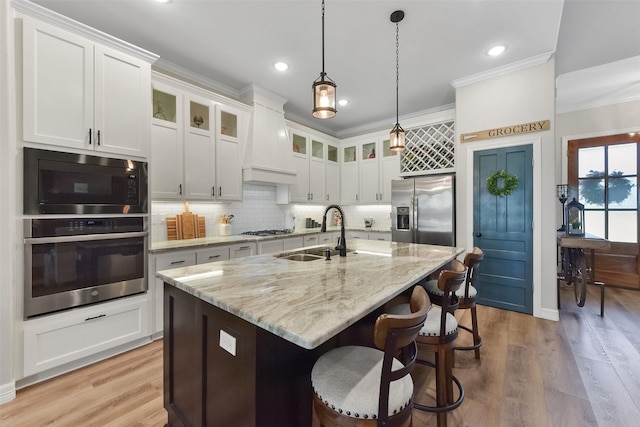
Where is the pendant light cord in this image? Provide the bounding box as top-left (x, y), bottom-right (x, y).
top-left (321, 0), bottom-right (326, 76)
top-left (395, 21), bottom-right (400, 124)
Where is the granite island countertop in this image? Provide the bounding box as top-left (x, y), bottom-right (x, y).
top-left (157, 240), bottom-right (463, 349)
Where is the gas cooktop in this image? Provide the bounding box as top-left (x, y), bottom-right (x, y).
top-left (241, 229), bottom-right (294, 237)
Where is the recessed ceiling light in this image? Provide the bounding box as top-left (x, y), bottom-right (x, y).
top-left (487, 45), bottom-right (506, 57)
top-left (338, 99), bottom-right (349, 106)
top-left (155, 0), bottom-right (171, 3)
top-left (274, 62), bottom-right (289, 71)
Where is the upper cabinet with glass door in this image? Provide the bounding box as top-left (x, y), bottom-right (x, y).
top-left (326, 144), bottom-right (340, 203)
top-left (358, 138), bottom-right (399, 204)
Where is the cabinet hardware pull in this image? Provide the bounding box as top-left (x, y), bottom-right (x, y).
top-left (97, 130), bottom-right (101, 145)
top-left (212, 187), bottom-right (215, 197)
top-left (356, 194), bottom-right (359, 201)
top-left (326, 194), bottom-right (329, 201)
top-left (85, 314), bottom-right (106, 322)
top-left (311, 193), bottom-right (313, 200)
top-left (239, 246), bottom-right (250, 250)
top-left (89, 128), bottom-right (92, 145)
top-left (179, 184), bottom-right (182, 195)
top-left (209, 255), bottom-right (221, 259)
top-left (170, 260), bottom-right (186, 265)
top-left (218, 186), bottom-right (221, 197)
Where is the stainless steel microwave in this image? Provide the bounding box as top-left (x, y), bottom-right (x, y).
top-left (23, 148), bottom-right (148, 215)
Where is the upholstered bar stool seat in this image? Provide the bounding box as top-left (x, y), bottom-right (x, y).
top-left (311, 346), bottom-right (413, 420)
top-left (311, 286), bottom-right (430, 427)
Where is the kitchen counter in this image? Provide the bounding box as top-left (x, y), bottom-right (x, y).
top-left (158, 239), bottom-right (461, 349)
top-left (149, 226), bottom-right (391, 253)
top-left (159, 240), bottom-right (463, 426)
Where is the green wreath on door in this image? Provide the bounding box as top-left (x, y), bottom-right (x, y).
top-left (486, 170), bottom-right (519, 197)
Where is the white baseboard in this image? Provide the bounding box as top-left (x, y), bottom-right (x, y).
top-left (0, 381), bottom-right (16, 405)
top-left (538, 306), bottom-right (560, 321)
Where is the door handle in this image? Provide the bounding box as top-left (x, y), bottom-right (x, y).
top-left (475, 232), bottom-right (482, 237)
top-left (88, 128), bottom-right (92, 145)
top-left (97, 130), bottom-right (101, 145)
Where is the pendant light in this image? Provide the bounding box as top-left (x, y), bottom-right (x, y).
top-left (389, 10), bottom-right (405, 152)
top-left (312, 0), bottom-right (336, 119)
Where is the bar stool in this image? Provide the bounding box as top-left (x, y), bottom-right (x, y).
top-left (310, 286), bottom-right (430, 427)
top-left (423, 247), bottom-right (484, 359)
top-left (413, 259), bottom-right (467, 427)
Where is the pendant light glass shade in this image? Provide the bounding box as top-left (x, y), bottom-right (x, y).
top-left (312, 0), bottom-right (336, 119)
top-left (312, 74), bottom-right (336, 119)
top-left (389, 10), bottom-right (405, 152)
top-left (390, 123), bottom-right (405, 152)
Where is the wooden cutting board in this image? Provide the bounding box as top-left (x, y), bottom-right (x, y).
top-left (167, 203), bottom-right (206, 240)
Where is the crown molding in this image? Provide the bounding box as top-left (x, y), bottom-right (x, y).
top-left (451, 51), bottom-right (554, 89)
top-left (11, 0), bottom-right (158, 63)
top-left (153, 59), bottom-right (240, 100)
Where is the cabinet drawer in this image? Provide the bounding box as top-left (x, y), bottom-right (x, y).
top-left (23, 295), bottom-right (149, 376)
top-left (229, 242), bottom-right (257, 258)
top-left (370, 232), bottom-right (391, 241)
top-left (304, 234), bottom-right (319, 246)
top-left (258, 239), bottom-right (284, 255)
top-left (196, 247), bottom-right (230, 264)
top-left (156, 251), bottom-right (196, 271)
top-left (283, 236), bottom-right (304, 250)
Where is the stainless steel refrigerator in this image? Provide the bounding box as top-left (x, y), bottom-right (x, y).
top-left (391, 175), bottom-right (455, 246)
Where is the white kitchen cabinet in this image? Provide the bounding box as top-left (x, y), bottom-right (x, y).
top-left (341, 145), bottom-right (359, 204)
top-left (368, 231), bottom-right (392, 241)
top-left (150, 74), bottom-right (248, 201)
top-left (341, 137), bottom-right (399, 205)
top-left (152, 250), bottom-right (196, 334)
top-left (258, 239), bottom-right (284, 254)
top-left (347, 230), bottom-right (370, 240)
top-left (304, 234), bottom-right (320, 246)
top-left (196, 246), bottom-right (230, 264)
top-left (184, 94), bottom-right (216, 200)
top-left (325, 144), bottom-right (340, 203)
top-left (22, 16), bottom-right (151, 157)
top-left (151, 82), bottom-right (183, 199)
top-left (283, 236), bottom-right (305, 250)
top-left (318, 232), bottom-right (339, 245)
top-left (215, 105), bottom-right (245, 201)
top-left (229, 242), bottom-right (257, 258)
top-left (359, 139), bottom-right (400, 204)
top-left (22, 294), bottom-right (149, 377)
top-left (258, 236), bottom-right (305, 254)
top-left (289, 131), bottom-right (327, 203)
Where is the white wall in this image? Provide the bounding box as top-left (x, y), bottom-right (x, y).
top-left (557, 100), bottom-right (640, 180)
top-left (0, 0), bottom-right (17, 404)
top-left (454, 58), bottom-right (558, 320)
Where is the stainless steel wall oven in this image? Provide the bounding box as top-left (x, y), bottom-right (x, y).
top-left (24, 217), bottom-right (148, 318)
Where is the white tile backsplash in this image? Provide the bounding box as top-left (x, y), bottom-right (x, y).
top-left (151, 183), bottom-right (392, 243)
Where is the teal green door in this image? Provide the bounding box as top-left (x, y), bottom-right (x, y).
top-left (473, 145), bottom-right (533, 314)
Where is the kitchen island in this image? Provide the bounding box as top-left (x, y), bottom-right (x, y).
top-left (158, 240), bottom-right (463, 427)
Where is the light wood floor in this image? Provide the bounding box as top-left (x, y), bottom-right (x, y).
top-left (2, 284), bottom-right (639, 427)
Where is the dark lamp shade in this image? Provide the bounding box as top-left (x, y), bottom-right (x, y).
top-left (565, 197), bottom-right (585, 236)
top-left (312, 79), bottom-right (336, 119)
top-left (389, 123), bottom-right (405, 152)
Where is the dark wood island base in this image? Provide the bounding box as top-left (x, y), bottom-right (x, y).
top-left (164, 283), bottom-right (353, 427)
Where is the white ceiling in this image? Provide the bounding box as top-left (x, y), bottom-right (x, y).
top-left (27, 0), bottom-right (640, 137)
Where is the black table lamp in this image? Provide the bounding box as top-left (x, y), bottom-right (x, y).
top-left (556, 184), bottom-right (568, 231)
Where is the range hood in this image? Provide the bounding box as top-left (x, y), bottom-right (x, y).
top-left (240, 85), bottom-right (296, 185)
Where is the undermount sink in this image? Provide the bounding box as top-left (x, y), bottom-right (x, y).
top-left (274, 247), bottom-right (354, 261)
top-left (280, 253), bottom-right (324, 262)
